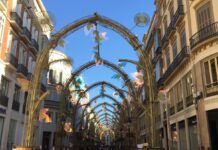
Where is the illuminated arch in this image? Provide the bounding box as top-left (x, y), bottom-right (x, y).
top-left (26, 13), bottom-right (156, 147)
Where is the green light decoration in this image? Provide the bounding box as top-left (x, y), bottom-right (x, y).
top-left (70, 76), bottom-right (87, 100)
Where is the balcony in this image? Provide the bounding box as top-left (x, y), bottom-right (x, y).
top-left (0, 0), bottom-right (6, 11)
top-left (173, 5), bottom-right (184, 26)
top-left (31, 39), bottom-right (39, 51)
top-left (177, 101), bottom-right (183, 112)
top-left (5, 53), bottom-right (18, 69)
top-left (17, 64), bottom-right (28, 77)
top-left (22, 27), bottom-right (31, 42)
top-left (186, 95), bottom-right (193, 107)
top-left (12, 100), bottom-right (20, 112)
top-left (157, 77), bottom-right (164, 88)
top-left (10, 12), bottom-right (22, 30)
top-left (155, 46), bottom-right (162, 56)
top-left (166, 20), bottom-right (176, 38)
top-left (161, 33), bottom-right (169, 48)
top-left (205, 82), bottom-right (218, 97)
top-left (162, 46), bottom-right (189, 82)
top-left (190, 22), bottom-right (218, 49)
top-left (161, 5), bottom-right (184, 47)
top-left (0, 94), bottom-right (8, 107)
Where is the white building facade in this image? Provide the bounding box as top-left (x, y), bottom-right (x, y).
top-left (0, 0), bottom-right (52, 149)
top-left (38, 50), bottom-right (72, 150)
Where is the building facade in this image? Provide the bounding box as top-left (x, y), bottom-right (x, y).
top-left (143, 0), bottom-right (218, 149)
top-left (0, 0), bottom-right (52, 149)
top-left (38, 50), bottom-right (72, 150)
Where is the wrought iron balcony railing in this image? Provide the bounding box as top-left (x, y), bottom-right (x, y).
top-left (177, 101), bottom-right (183, 112)
top-left (173, 5), bottom-right (184, 25)
top-left (161, 5), bottom-right (184, 47)
top-left (0, 93), bottom-right (9, 107)
top-left (12, 100), bottom-right (20, 112)
top-left (10, 12), bottom-right (22, 29)
top-left (5, 53), bottom-right (18, 68)
top-left (162, 46), bottom-right (189, 81)
top-left (170, 106), bottom-right (175, 115)
top-left (22, 27), bottom-right (31, 41)
top-left (31, 39), bottom-right (39, 51)
top-left (157, 77), bottom-right (164, 88)
top-left (190, 22), bottom-right (218, 49)
top-left (205, 82), bottom-right (218, 97)
top-left (17, 64), bottom-right (28, 77)
top-left (165, 19), bottom-right (176, 38)
top-left (156, 46), bottom-right (162, 55)
top-left (161, 33), bottom-right (169, 48)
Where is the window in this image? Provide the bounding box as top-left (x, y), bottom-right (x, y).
top-left (28, 56), bottom-right (32, 73)
top-left (179, 121), bottom-right (187, 150)
top-left (174, 81), bottom-right (183, 105)
top-left (35, 30), bottom-right (39, 41)
top-left (155, 61), bottom-right (160, 81)
top-left (172, 40), bottom-right (177, 58)
top-left (49, 69), bottom-right (57, 84)
top-left (22, 92), bottom-right (28, 113)
top-left (18, 45), bottom-right (27, 66)
top-left (0, 76), bottom-right (9, 97)
top-left (0, 117), bottom-right (4, 145)
top-left (180, 28), bottom-right (186, 49)
top-left (169, 89), bottom-right (175, 108)
top-left (204, 57), bottom-right (218, 86)
top-left (182, 72), bottom-right (192, 98)
top-left (10, 38), bottom-right (18, 57)
top-left (27, 18), bottom-right (31, 31)
top-left (31, 26), bottom-right (35, 39)
top-left (164, 19), bottom-right (168, 35)
top-left (0, 14), bottom-right (5, 47)
top-left (154, 30), bottom-right (160, 51)
top-left (188, 117), bottom-right (198, 149)
top-left (7, 119), bottom-right (17, 146)
top-left (169, 4), bottom-right (174, 21)
top-left (165, 48), bottom-right (171, 67)
top-left (197, 2), bottom-right (213, 29)
top-left (13, 0), bottom-right (22, 17)
top-left (59, 72), bottom-right (63, 83)
top-left (171, 124), bottom-right (178, 150)
top-left (13, 85), bottom-right (20, 102)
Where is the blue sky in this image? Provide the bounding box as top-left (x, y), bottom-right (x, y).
top-left (42, 0), bottom-right (155, 123)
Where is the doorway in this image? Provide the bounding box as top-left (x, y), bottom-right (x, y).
top-left (208, 109), bottom-right (218, 150)
top-left (42, 132), bottom-right (51, 150)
